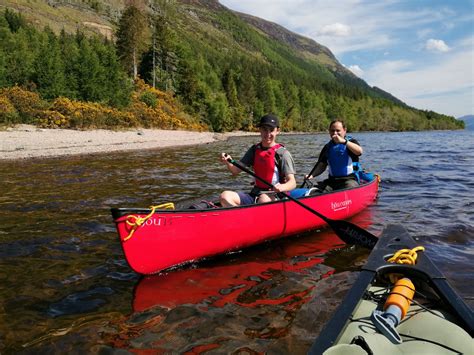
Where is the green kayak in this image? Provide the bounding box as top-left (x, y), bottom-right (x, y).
top-left (310, 224), bottom-right (473, 354)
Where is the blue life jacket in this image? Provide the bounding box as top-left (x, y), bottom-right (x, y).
top-left (327, 138), bottom-right (354, 177)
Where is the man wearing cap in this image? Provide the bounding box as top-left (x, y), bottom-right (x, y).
top-left (219, 114), bottom-right (296, 207)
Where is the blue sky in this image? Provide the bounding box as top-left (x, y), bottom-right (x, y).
top-left (219, 0), bottom-right (474, 118)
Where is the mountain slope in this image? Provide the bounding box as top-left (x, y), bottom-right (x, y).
top-left (176, 1), bottom-right (400, 101)
top-left (458, 115), bottom-right (474, 130)
top-left (0, 0), bottom-right (404, 102)
top-left (233, 11), bottom-right (343, 73)
top-left (0, 0), bottom-right (463, 132)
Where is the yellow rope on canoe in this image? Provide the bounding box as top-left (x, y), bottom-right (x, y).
top-left (123, 203), bottom-right (175, 242)
top-left (387, 246), bottom-right (425, 265)
top-left (386, 246), bottom-right (425, 284)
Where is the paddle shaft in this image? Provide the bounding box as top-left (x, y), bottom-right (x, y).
top-left (226, 157), bottom-right (378, 248)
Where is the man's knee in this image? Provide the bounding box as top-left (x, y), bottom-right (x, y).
top-left (220, 191), bottom-right (240, 207)
top-left (257, 194), bottom-right (271, 203)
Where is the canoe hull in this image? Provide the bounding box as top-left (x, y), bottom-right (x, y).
top-left (111, 178), bottom-right (379, 275)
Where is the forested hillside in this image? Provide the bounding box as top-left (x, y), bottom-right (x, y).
top-left (0, 0), bottom-right (464, 132)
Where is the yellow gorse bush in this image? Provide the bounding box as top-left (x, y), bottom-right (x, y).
top-left (0, 86), bottom-right (45, 123)
top-left (129, 79), bottom-right (187, 129)
top-left (48, 97), bottom-right (138, 129)
top-left (0, 96), bottom-right (16, 113)
top-left (0, 82), bottom-right (207, 131)
top-left (0, 96), bottom-right (20, 124)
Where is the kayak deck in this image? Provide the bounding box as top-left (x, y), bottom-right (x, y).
top-left (323, 286), bottom-right (473, 354)
top-left (310, 224), bottom-right (474, 354)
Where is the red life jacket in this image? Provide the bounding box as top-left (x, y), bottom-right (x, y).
top-left (253, 143), bottom-right (283, 189)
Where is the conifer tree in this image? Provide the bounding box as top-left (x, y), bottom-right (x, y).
top-left (76, 36), bottom-right (104, 102)
top-left (0, 15), bottom-right (11, 87)
top-left (95, 38), bottom-right (132, 107)
top-left (6, 28), bottom-right (36, 86)
top-left (34, 28), bottom-right (67, 99)
top-left (176, 55), bottom-right (201, 112)
top-left (59, 29), bottom-right (80, 99)
top-left (4, 8), bottom-right (26, 32)
top-left (149, 0), bottom-right (178, 90)
top-left (223, 68), bottom-right (239, 108)
top-left (116, 2), bottom-right (150, 79)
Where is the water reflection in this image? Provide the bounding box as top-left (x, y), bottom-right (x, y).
top-left (132, 230), bottom-right (342, 312)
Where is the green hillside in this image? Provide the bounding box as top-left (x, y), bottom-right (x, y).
top-left (0, 0), bottom-right (464, 132)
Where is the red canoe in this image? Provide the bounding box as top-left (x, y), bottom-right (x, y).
top-left (111, 177), bottom-right (379, 275)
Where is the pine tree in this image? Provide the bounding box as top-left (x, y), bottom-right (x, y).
top-left (59, 29), bottom-right (80, 99)
top-left (6, 28), bottom-right (36, 86)
top-left (4, 9), bottom-right (27, 32)
top-left (0, 14), bottom-right (11, 87)
top-left (116, 2), bottom-right (150, 79)
top-left (34, 27), bottom-right (67, 99)
top-left (150, 0), bottom-right (179, 90)
top-left (76, 36), bottom-right (104, 102)
top-left (95, 38), bottom-right (132, 107)
top-left (176, 53), bottom-right (202, 113)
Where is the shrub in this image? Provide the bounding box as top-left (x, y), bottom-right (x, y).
top-left (0, 86), bottom-right (46, 123)
top-left (129, 79), bottom-right (206, 130)
top-left (139, 91), bottom-right (157, 108)
top-left (0, 83), bottom-right (208, 131)
top-left (51, 97), bottom-right (139, 129)
top-left (0, 96), bottom-right (20, 125)
top-left (36, 110), bottom-right (67, 128)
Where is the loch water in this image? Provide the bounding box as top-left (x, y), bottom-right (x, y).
top-left (0, 130), bottom-right (472, 353)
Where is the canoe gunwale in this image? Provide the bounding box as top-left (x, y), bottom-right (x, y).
top-left (111, 177), bottom-right (379, 220)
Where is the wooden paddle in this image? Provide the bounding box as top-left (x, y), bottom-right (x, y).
top-left (226, 156), bottom-right (379, 249)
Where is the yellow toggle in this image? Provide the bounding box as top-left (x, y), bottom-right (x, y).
top-left (123, 203), bottom-right (175, 242)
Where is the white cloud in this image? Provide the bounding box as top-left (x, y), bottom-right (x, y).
top-left (425, 39), bottom-right (450, 52)
top-left (362, 45), bottom-right (473, 117)
top-left (233, 1), bottom-right (447, 55)
top-left (319, 23), bottom-right (351, 37)
top-left (347, 64), bottom-right (364, 77)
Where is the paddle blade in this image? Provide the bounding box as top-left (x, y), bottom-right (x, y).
top-left (326, 219), bottom-right (379, 249)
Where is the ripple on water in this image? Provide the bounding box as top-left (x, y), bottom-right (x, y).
top-left (47, 287), bottom-right (115, 317)
top-left (0, 130), bottom-right (473, 351)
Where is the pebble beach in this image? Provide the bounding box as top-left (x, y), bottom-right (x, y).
top-left (0, 125), bottom-right (257, 160)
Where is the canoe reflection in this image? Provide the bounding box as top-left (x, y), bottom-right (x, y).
top-left (132, 233), bottom-right (335, 312)
top-left (132, 209), bottom-right (376, 312)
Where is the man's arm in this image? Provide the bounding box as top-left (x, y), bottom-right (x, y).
top-left (274, 173), bottom-right (296, 193)
top-left (346, 138), bottom-right (363, 156)
top-left (307, 162), bottom-right (327, 179)
top-left (220, 146), bottom-right (254, 175)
